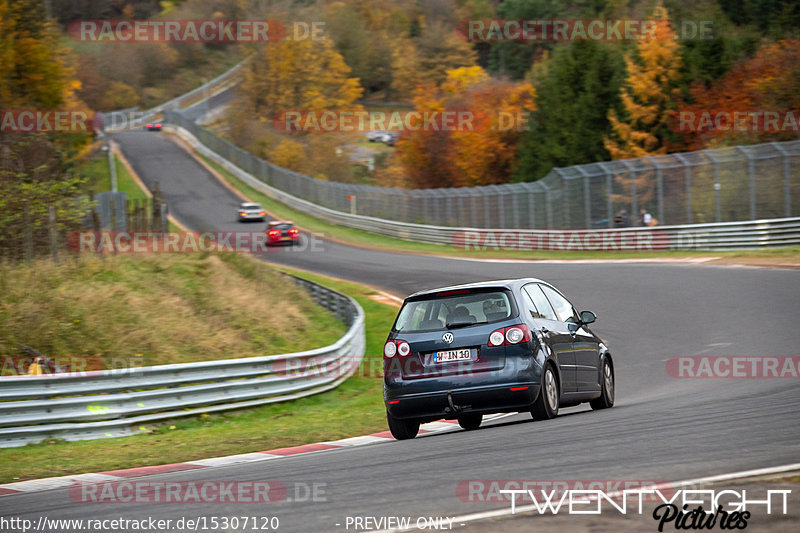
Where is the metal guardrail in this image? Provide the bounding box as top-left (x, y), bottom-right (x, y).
top-left (0, 276), bottom-right (365, 448)
top-left (165, 110), bottom-right (799, 231)
top-left (170, 123), bottom-right (800, 250)
top-left (100, 60), bottom-right (246, 132)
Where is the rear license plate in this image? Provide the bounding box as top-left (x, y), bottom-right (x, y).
top-left (433, 349), bottom-right (471, 363)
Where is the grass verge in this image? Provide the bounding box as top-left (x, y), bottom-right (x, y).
top-left (75, 153), bottom-right (111, 195)
top-left (0, 260), bottom-right (395, 483)
top-left (195, 154), bottom-right (800, 264)
top-left (0, 254), bottom-right (345, 372)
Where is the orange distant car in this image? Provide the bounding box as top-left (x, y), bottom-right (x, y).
top-left (266, 220), bottom-right (300, 246)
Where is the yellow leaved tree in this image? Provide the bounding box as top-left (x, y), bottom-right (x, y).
top-left (604, 2), bottom-right (682, 212)
top-left (605, 2), bottom-right (681, 159)
top-left (242, 37), bottom-right (363, 114)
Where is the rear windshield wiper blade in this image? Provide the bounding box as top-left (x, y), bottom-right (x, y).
top-left (446, 321), bottom-right (480, 329)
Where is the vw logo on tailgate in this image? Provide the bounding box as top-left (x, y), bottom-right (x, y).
top-left (442, 332), bottom-right (454, 344)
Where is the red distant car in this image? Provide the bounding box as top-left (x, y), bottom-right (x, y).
top-left (266, 221), bottom-right (300, 246)
top-left (146, 123), bottom-right (162, 131)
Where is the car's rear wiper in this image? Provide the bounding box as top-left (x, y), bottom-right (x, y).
top-left (446, 320), bottom-right (484, 329)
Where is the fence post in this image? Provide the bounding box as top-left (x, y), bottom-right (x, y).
top-left (674, 153), bottom-right (692, 224)
top-left (650, 157), bottom-right (664, 225)
top-left (554, 169), bottom-right (569, 229)
top-left (540, 181), bottom-right (553, 230)
top-left (575, 166), bottom-right (591, 229)
top-left (152, 181), bottom-right (162, 232)
top-left (620, 160), bottom-right (637, 225)
top-left (772, 143), bottom-right (791, 217)
top-left (603, 165), bottom-right (614, 228)
top-left (736, 146), bottom-right (756, 220)
top-left (705, 151), bottom-right (722, 222)
top-left (108, 142), bottom-right (117, 193)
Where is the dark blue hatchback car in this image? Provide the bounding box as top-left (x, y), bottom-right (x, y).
top-left (383, 278), bottom-right (615, 439)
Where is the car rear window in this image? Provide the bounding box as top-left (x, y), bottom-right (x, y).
top-left (394, 290), bottom-right (513, 332)
top-left (271, 223), bottom-right (293, 230)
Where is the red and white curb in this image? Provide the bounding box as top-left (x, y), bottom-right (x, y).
top-left (0, 414), bottom-right (512, 496)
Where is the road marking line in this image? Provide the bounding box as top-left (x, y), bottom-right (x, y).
top-left (450, 257), bottom-right (720, 265)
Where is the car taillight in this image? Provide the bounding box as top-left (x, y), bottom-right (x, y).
top-left (155, 123), bottom-right (161, 127)
top-left (240, 212), bottom-right (248, 216)
top-left (488, 330), bottom-right (505, 347)
top-left (384, 340), bottom-right (410, 358)
top-left (397, 341), bottom-right (410, 356)
top-left (383, 341), bottom-right (397, 358)
top-left (259, 211), bottom-right (266, 216)
top-left (488, 325), bottom-right (531, 346)
top-left (289, 228), bottom-right (299, 234)
top-left (506, 326), bottom-right (528, 344)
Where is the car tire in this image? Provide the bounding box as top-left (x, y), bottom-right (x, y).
top-left (531, 365), bottom-right (559, 420)
top-left (457, 413), bottom-right (482, 430)
top-left (590, 358), bottom-right (615, 410)
top-left (386, 411), bottom-right (419, 440)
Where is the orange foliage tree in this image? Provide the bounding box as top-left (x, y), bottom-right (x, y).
top-left (680, 39), bottom-right (800, 150)
top-left (395, 66), bottom-right (536, 188)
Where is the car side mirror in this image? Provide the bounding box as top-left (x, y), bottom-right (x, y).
top-left (579, 310), bottom-right (596, 325)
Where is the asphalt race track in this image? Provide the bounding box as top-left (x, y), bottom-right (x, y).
top-left (2, 130), bottom-right (798, 532)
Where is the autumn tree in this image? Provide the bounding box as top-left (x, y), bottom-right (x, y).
top-left (396, 66), bottom-right (536, 188)
top-left (242, 37), bottom-right (363, 115)
top-left (0, 0), bottom-right (91, 260)
top-left (0, 0), bottom-right (80, 109)
top-left (416, 21), bottom-right (479, 86)
top-left (604, 3), bottom-right (682, 159)
top-left (602, 2), bottom-right (682, 215)
top-left (681, 39), bottom-right (800, 150)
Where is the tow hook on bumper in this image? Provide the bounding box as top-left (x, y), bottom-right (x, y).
top-left (445, 391), bottom-right (470, 414)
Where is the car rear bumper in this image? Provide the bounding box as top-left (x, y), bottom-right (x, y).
top-left (385, 382), bottom-right (539, 420)
top-left (238, 214), bottom-right (264, 221)
top-left (267, 237), bottom-right (298, 245)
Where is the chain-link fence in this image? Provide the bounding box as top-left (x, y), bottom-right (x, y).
top-left (166, 111), bottom-right (799, 230)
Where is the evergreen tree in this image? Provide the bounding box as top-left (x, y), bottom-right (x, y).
top-left (513, 41), bottom-right (624, 181)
